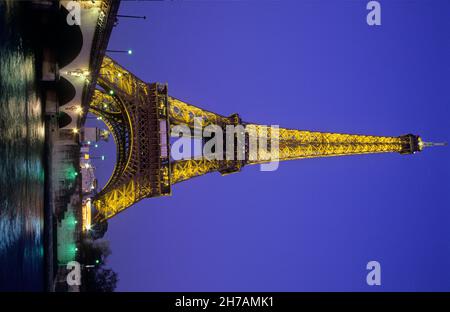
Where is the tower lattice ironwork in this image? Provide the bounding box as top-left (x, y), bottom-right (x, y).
top-left (89, 56), bottom-right (439, 221)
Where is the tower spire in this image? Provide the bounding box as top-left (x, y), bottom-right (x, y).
top-left (418, 138), bottom-right (447, 151)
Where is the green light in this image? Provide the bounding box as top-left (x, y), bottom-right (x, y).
top-left (109, 90), bottom-right (114, 95)
top-left (74, 220), bottom-right (78, 224)
top-left (65, 214), bottom-right (76, 227)
top-left (95, 260), bottom-right (100, 264)
top-left (65, 165), bottom-right (78, 181)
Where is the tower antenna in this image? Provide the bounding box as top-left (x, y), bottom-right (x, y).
top-left (422, 141), bottom-right (447, 148)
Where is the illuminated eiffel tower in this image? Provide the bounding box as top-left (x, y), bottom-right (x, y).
top-left (89, 56), bottom-right (443, 221)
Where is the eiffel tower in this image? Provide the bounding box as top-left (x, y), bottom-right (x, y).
top-left (89, 56), bottom-right (443, 221)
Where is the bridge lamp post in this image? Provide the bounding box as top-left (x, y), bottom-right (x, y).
top-left (116, 14), bottom-right (146, 20)
top-left (106, 49), bottom-right (133, 55)
top-left (88, 155), bottom-right (105, 160)
top-left (114, 14), bottom-right (147, 27)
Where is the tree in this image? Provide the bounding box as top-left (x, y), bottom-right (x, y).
top-left (89, 220), bottom-right (108, 240)
top-left (78, 239), bottom-right (118, 292)
top-left (79, 238), bottom-right (111, 265)
top-left (82, 267), bottom-right (118, 292)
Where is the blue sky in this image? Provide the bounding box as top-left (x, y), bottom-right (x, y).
top-left (87, 0), bottom-right (450, 291)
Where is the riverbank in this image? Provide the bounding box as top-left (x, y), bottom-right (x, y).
top-left (26, 2), bottom-right (84, 291)
top-left (0, 0), bottom-right (118, 291)
top-left (37, 0), bottom-right (119, 292)
top-left (15, 0), bottom-right (87, 291)
top-left (43, 112), bottom-right (84, 291)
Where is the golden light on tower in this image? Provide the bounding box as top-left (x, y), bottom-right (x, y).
top-left (82, 199), bottom-right (92, 233)
top-left (88, 56), bottom-right (445, 221)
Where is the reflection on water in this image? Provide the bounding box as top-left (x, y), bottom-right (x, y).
top-left (0, 1), bottom-right (45, 291)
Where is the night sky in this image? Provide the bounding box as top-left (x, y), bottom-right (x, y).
top-left (86, 0), bottom-right (450, 291)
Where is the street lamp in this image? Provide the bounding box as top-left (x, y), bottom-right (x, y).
top-left (116, 14), bottom-right (146, 20)
top-left (113, 14), bottom-right (147, 27)
top-left (106, 49), bottom-right (133, 55)
top-left (89, 155), bottom-right (105, 160)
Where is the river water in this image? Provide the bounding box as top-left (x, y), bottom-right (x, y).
top-left (0, 1), bottom-right (45, 291)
